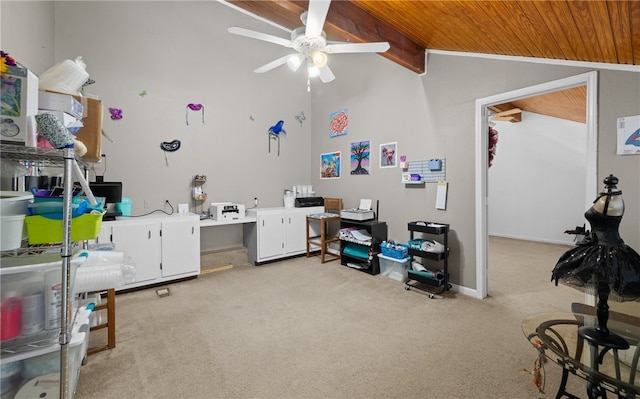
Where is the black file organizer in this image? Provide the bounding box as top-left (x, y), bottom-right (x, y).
top-left (405, 221), bottom-right (452, 298)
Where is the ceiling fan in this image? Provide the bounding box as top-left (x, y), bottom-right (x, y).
top-left (227, 0), bottom-right (390, 84)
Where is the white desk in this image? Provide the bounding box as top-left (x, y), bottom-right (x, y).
top-left (199, 216), bottom-right (256, 228)
top-left (199, 216), bottom-right (257, 253)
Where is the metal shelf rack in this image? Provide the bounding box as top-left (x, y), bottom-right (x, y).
top-left (0, 143), bottom-right (91, 399)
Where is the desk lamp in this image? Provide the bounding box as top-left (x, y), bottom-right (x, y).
top-left (552, 175), bottom-right (640, 348)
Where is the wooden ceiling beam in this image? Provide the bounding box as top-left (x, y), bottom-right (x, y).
top-left (227, 0), bottom-right (425, 74)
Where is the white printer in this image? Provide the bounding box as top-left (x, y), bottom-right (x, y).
top-left (340, 199), bottom-right (375, 221)
top-left (209, 202), bottom-right (245, 221)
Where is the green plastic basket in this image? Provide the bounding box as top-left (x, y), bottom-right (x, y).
top-left (25, 211), bottom-right (105, 244)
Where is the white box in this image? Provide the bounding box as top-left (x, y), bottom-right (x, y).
top-left (1, 66), bottom-right (39, 145)
top-left (38, 91), bottom-right (83, 119)
top-left (378, 254), bottom-right (410, 282)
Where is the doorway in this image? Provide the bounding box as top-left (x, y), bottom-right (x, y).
top-left (474, 71), bottom-right (598, 299)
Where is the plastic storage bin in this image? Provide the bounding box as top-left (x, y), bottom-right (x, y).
top-left (0, 252), bottom-right (86, 349)
top-left (24, 211), bottom-right (105, 244)
top-left (0, 214), bottom-right (26, 251)
top-left (380, 242), bottom-right (408, 259)
top-left (27, 200), bottom-right (87, 218)
top-left (0, 191), bottom-right (33, 215)
top-left (115, 197), bottom-right (132, 216)
top-left (378, 254), bottom-right (410, 282)
top-left (1, 308), bottom-right (90, 399)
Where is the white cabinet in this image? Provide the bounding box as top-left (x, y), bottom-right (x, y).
top-left (160, 217), bottom-right (200, 278)
top-left (243, 206), bottom-right (323, 265)
top-left (97, 214), bottom-right (200, 290)
top-left (285, 209), bottom-right (311, 254)
top-left (109, 222), bottom-right (161, 286)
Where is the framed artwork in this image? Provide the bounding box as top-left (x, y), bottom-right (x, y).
top-left (320, 151), bottom-right (341, 179)
top-left (380, 142), bottom-right (397, 168)
top-left (329, 109), bottom-right (348, 137)
top-left (350, 140), bottom-right (370, 175)
top-left (617, 115), bottom-right (640, 155)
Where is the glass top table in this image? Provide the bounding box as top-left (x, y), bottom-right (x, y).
top-left (522, 310), bottom-right (639, 398)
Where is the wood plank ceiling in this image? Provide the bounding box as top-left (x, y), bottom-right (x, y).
top-left (227, 0), bottom-right (638, 123)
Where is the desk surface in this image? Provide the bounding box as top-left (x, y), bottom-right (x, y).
top-left (522, 311), bottom-right (640, 397)
top-left (199, 216), bottom-right (256, 227)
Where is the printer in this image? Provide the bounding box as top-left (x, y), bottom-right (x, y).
top-left (295, 197), bottom-right (324, 207)
top-left (340, 199), bottom-right (375, 221)
top-left (209, 202), bottom-right (245, 221)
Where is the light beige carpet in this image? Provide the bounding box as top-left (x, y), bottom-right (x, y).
top-left (76, 237), bottom-right (587, 399)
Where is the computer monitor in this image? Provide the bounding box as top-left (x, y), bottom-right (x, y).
top-left (88, 181), bottom-right (123, 220)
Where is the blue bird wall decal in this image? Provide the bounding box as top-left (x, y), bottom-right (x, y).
top-left (268, 120), bottom-right (286, 156)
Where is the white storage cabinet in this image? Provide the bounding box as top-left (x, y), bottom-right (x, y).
top-left (243, 206), bottom-right (323, 265)
top-left (96, 213), bottom-right (200, 290)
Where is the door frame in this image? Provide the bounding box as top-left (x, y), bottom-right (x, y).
top-left (474, 71), bottom-right (598, 299)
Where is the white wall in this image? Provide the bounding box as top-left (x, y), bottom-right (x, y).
top-left (310, 54), bottom-right (640, 290)
top-left (0, 1), bottom-right (55, 74)
top-left (488, 112), bottom-right (587, 245)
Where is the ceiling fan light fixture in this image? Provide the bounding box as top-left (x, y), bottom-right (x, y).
top-left (311, 50), bottom-right (328, 68)
top-left (307, 62), bottom-right (321, 78)
top-left (286, 53), bottom-right (305, 71)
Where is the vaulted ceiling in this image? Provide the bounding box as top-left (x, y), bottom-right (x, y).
top-left (226, 0), bottom-right (638, 123)
top-left (227, 0), bottom-right (639, 74)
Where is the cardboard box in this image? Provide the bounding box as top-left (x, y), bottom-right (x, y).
top-left (72, 96), bottom-right (103, 162)
top-left (38, 90), bottom-right (103, 161)
top-left (1, 66), bottom-right (39, 145)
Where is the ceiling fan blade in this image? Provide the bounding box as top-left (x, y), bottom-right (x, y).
top-left (305, 0), bottom-right (331, 38)
top-left (254, 54), bottom-right (291, 73)
top-left (318, 64), bottom-right (335, 83)
top-left (228, 27), bottom-right (292, 48)
top-left (324, 42), bottom-right (390, 54)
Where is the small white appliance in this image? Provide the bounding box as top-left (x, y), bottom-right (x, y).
top-left (209, 202), bottom-right (245, 221)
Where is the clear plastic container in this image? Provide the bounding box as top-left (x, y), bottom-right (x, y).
top-left (38, 57), bottom-right (89, 95)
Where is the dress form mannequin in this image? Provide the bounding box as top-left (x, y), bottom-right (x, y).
top-left (552, 175), bottom-right (640, 349)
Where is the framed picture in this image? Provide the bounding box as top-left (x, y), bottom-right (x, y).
top-left (350, 140), bottom-right (370, 175)
top-left (329, 109), bottom-right (348, 137)
top-left (380, 142), bottom-right (397, 168)
top-left (320, 151), bottom-right (341, 179)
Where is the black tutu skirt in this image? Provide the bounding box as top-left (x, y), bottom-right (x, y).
top-left (552, 236), bottom-right (640, 300)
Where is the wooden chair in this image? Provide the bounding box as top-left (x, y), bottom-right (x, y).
top-left (306, 198), bottom-right (342, 263)
top-left (87, 288), bottom-right (116, 356)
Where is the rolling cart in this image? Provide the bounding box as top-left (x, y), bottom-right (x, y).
top-left (405, 221), bottom-right (451, 298)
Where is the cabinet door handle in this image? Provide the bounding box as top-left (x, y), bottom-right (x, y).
top-left (192, 226), bottom-right (194, 234)
top-left (148, 230), bottom-right (151, 239)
